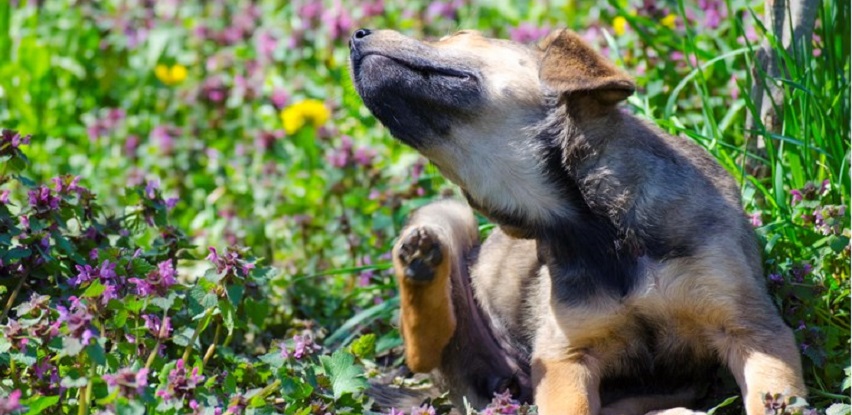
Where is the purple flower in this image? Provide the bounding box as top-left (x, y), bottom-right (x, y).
top-left (353, 147), bottom-right (376, 167)
top-left (102, 367), bottom-right (149, 398)
top-left (145, 180), bottom-right (159, 199)
top-left (129, 260), bottom-right (177, 297)
top-left (255, 31), bottom-right (278, 61)
top-left (141, 314), bottom-right (172, 340)
top-left (206, 247), bottom-right (255, 278)
top-left (270, 88), bottom-right (289, 110)
top-left (768, 273), bottom-right (784, 284)
top-left (410, 404), bottom-right (437, 415)
top-left (322, 2), bottom-right (355, 42)
top-left (0, 190), bottom-right (9, 204)
top-left (70, 260), bottom-right (117, 287)
top-left (0, 390), bottom-right (21, 415)
top-left (289, 334), bottom-right (320, 359)
top-left (790, 189), bottom-right (803, 204)
top-left (0, 129), bottom-right (31, 158)
top-left (481, 390), bottom-right (521, 414)
top-left (749, 212), bottom-right (763, 228)
top-left (156, 359), bottom-right (204, 402)
top-left (425, 0), bottom-right (462, 23)
top-left (386, 408), bottom-right (405, 415)
top-left (150, 126), bottom-right (175, 154)
top-left (298, 1), bottom-right (323, 23)
top-left (362, 0), bottom-right (385, 17)
top-left (56, 297), bottom-right (96, 346)
top-left (509, 23), bottom-right (551, 44)
top-left (27, 185), bottom-right (61, 212)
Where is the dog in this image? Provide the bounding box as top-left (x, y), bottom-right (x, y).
top-left (349, 28), bottom-right (806, 414)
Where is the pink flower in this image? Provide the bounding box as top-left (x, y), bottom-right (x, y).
top-left (103, 367), bottom-right (149, 398)
top-left (0, 390), bottom-right (21, 415)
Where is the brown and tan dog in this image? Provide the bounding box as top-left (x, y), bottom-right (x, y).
top-left (349, 28), bottom-right (806, 414)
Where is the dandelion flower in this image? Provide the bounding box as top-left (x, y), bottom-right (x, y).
top-left (612, 16), bottom-right (628, 36)
top-left (280, 99), bottom-right (330, 134)
top-left (155, 64), bottom-right (188, 86)
top-left (661, 14), bottom-right (677, 29)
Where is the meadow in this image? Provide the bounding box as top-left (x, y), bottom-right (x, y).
top-left (0, 0), bottom-right (848, 414)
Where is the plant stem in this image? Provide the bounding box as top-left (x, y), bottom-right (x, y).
top-left (145, 309), bottom-right (171, 370)
top-left (78, 357), bottom-right (93, 415)
top-left (202, 322), bottom-right (222, 367)
top-left (9, 359), bottom-right (19, 389)
top-left (1, 271), bottom-right (27, 322)
top-left (255, 379), bottom-right (281, 400)
top-left (182, 307), bottom-right (213, 362)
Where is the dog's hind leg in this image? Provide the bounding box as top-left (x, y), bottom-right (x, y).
top-left (392, 199), bottom-right (479, 373)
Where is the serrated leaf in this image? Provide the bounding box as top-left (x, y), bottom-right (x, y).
top-left (10, 352), bottom-right (36, 366)
top-left (187, 284), bottom-right (217, 317)
top-left (319, 350), bottom-right (367, 400)
top-left (150, 291), bottom-right (176, 310)
top-left (827, 404), bottom-right (852, 415)
top-left (204, 268), bottom-right (225, 283)
top-left (22, 394), bottom-right (59, 415)
top-left (60, 337), bottom-right (84, 357)
top-left (280, 376), bottom-right (313, 402)
top-left (60, 375), bottom-right (88, 388)
top-left (258, 351), bottom-right (286, 370)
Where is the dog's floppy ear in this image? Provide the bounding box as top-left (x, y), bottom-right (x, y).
top-left (538, 30), bottom-right (635, 105)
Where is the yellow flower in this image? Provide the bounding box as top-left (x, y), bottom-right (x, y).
top-left (280, 99), bottom-right (330, 134)
top-left (613, 16), bottom-right (628, 36)
top-left (661, 14), bottom-right (677, 29)
top-left (155, 64), bottom-right (188, 86)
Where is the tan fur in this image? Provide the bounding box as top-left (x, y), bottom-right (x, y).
top-left (391, 200), bottom-right (478, 372)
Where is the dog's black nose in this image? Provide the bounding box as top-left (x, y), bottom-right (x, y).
top-left (352, 28), bottom-right (372, 41)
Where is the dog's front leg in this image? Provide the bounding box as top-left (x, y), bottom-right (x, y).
top-left (392, 200), bottom-right (480, 373)
top-left (532, 313), bottom-right (603, 415)
top-left (533, 354), bottom-right (601, 415)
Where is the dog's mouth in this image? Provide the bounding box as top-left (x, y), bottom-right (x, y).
top-left (349, 38), bottom-right (484, 148)
top-left (356, 52), bottom-right (478, 82)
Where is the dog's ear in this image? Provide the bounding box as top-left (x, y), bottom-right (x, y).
top-left (538, 30), bottom-right (635, 105)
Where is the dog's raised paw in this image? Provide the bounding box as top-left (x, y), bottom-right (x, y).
top-left (396, 226), bottom-right (444, 284)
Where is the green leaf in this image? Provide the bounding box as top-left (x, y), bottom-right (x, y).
top-left (10, 352), bottom-right (36, 366)
top-left (60, 337), bottom-right (84, 357)
top-left (82, 280), bottom-right (106, 298)
top-left (259, 351), bottom-right (286, 370)
top-left (280, 375), bottom-right (313, 402)
top-left (22, 395), bottom-right (60, 415)
top-left (706, 396), bottom-right (738, 415)
top-left (319, 350), bottom-right (367, 400)
top-left (187, 284), bottom-right (217, 318)
top-left (827, 404), bottom-right (852, 415)
top-left (86, 343), bottom-right (107, 366)
top-left (243, 298), bottom-right (269, 329)
top-left (150, 291), bottom-right (176, 310)
top-left (349, 334), bottom-right (376, 360)
top-left (225, 283), bottom-right (244, 306)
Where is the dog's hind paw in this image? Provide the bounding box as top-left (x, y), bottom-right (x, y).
top-left (396, 226), bottom-right (445, 284)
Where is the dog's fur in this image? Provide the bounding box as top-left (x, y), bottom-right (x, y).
top-left (349, 28), bottom-right (805, 414)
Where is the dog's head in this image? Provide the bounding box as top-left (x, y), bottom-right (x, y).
top-left (350, 29), bottom-right (634, 236)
